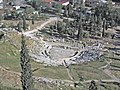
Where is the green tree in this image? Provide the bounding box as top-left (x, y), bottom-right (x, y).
top-left (97, 14), bottom-right (102, 36)
top-left (0, 14), bottom-right (4, 20)
top-left (32, 15), bottom-right (35, 25)
top-left (20, 34), bottom-right (34, 90)
top-left (77, 15), bottom-right (83, 40)
top-left (68, 4), bottom-right (73, 17)
top-left (89, 14), bottom-right (94, 35)
top-left (18, 22), bottom-right (22, 32)
top-left (102, 18), bottom-right (106, 37)
top-left (23, 16), bottom-right (27, 31)
top-left (31, 0), bottom-right (42, 10)
top-left (57, 21), bottom-right (63, 35)
top-left (64, 6), bottom-right (68, 17)
top-left (25, 7), bottom-right (35, 15)
top-left (107, 0), bottom-right (113, 11)
top-left (54, 3), bottom-right (62, 14)
top-left (77, 0), bottom-right (84, 40)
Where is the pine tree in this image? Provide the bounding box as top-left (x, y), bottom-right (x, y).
top-left (20, 34), bottom-right (34, 90)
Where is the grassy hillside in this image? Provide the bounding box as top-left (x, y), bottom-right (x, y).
top-left (0, 34), bottom-right (120, 90)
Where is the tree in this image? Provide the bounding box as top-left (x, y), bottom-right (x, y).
top-left (102, 18), bottom-right (106, 37)
top-left (57, 21), bottom-right (63, 36)
top-left (107, 0), bottom-right (113, 11)
top-left (25, 7), bottom-right (35, 15)
top-left (20, 34), bottom-right (34, 90)
top-left (89, 80), bottom-right (97, 90)
top-left (97, 14), bottom-right (103, 36)
top-left (32, 15), bottom-right (35, 25)
top-left (68, 4), bottom-right (73, 17)
top-left (64, 6), bottom-right (68, 17)
top-left (23, 16), bottom-right (27, 31)
top-left (31, 0), bottom-right (42, 10)
top-left (89, 14), bottom-right (94, 35)
top-left (111, 18), bottom-right (115, 28)
top-left (18, 21), bottom-right (22, 32)
top-left (77, 0), bottom-right (84, 40)
top-left (77, 15), bottom-right (83, 40)
top-left (54, 3), bottom-right (62, 14)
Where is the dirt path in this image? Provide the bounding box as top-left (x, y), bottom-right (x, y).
top-left (23, 17), bottom-right (57, 39)
top-left (99, 59), bottom-right (120, 82)
top-left (66, 68), bottom-right (74, 81)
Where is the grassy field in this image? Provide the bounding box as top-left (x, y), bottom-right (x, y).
top-left (0, 34), bottom-right (120, 89)
top-left (0, 84), bottom-right (21, 90)
top-left (0, 37), bottom-right (111, 81)
top-left (0, 40), bottom-right (110, 81)
top-left (0, 41), bottom-right (20, 72)
top-left (69, 61), bottom-right (110, 81)
top-left (34, 81), bottom-right (120, 90)
top-left (110, 56), bottom-right (120, 78)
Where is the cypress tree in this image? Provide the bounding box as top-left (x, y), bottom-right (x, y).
top-left (77, 14), bottom-right (83, 40)
top-left (23, 16), bottom-right (27, 31)
top-left (97, 14), bottom-right (103, 36)
top-left (89, 14), bottom-right (94, 35)
top-left (68, 4), bottom-right (72, 17)
top-left (64, 6), bottom-right (68, 17)
top-left (32, 16), bottom-right (35, 25)
top-left (18, 22), bottom-right (21, 32)
top-left (102, 18), bottom-right (106, 37)
top-left (77, 0), bottom-right (84, 40)
top-left (20, 34), bottom-right (34, 90)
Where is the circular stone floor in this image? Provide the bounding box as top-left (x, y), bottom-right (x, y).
top-left (49, 46), bottom-right (75, 60)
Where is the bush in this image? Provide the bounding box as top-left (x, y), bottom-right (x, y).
top-left (0, 15), bottom-right (4, 21)
top-left (2, 24), bottom-right (6, 28)
top-left (83, 32), bottom-right (89, 38)
top-left (104, 32), bottom-right (111, 38)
